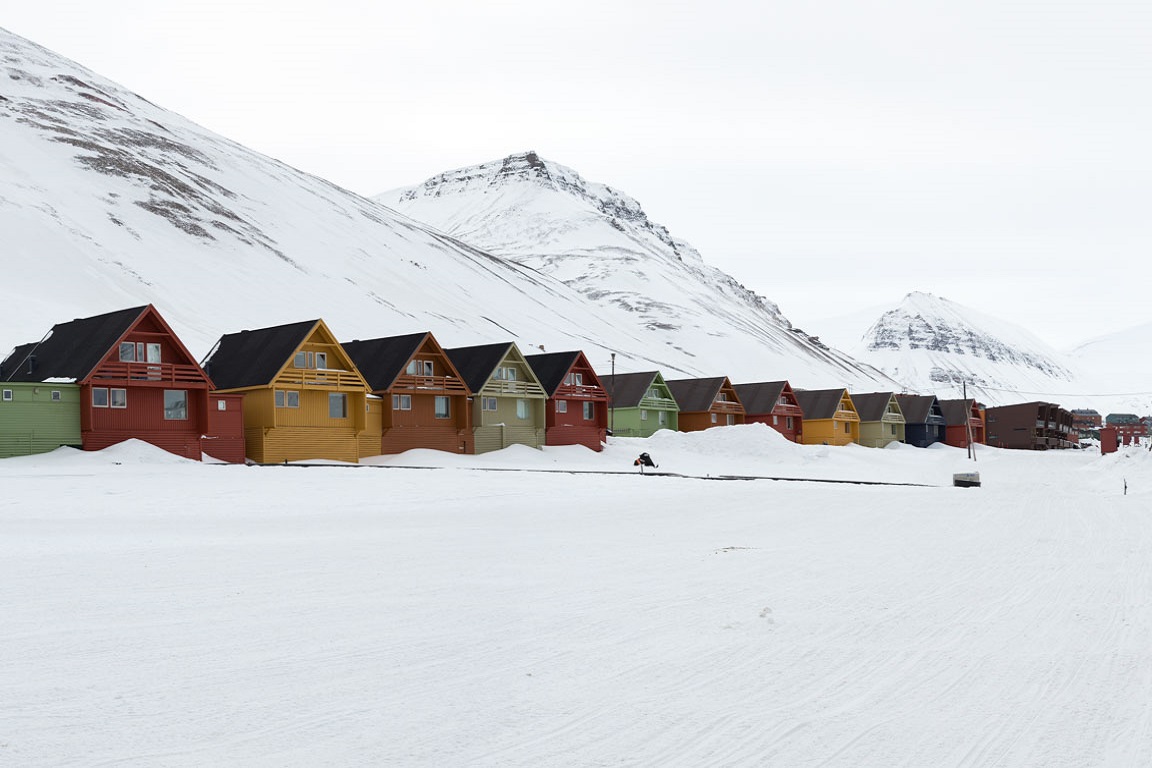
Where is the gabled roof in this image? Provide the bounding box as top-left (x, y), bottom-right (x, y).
top-left (601, 371), bottom-right (663, 409)
top-left (202, 319), bottom-right (320, 390)
top-left (1, 305), bottom-right (148, 383)
top-left (732, 381), bottom-right (791, 415)
top-left (851, 392), bottom-right (901, 422)
top-left (525, 351), bottom-right (584, 397)
top-left (444, 342), bottom-right (516, 393)
top-left (665, 377), bottom-right (734, 413)
top-left (895, 394), bottom-right (941, 424)
top-left (794, 388), bottom-right (851, 420)
top-left (938, 398), bottom-right (979, 425)
top-left (342, 332), bottom-right (430, 392)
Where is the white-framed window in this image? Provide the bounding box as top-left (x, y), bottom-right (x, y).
top-left (393, 394), bottom-right (412, 411)
top-left (772, 415), bottom-right (779, 425)
top-left (434, 396), bottom-right (450, 419)
top-left (556, 400), bottom-right (568, 413)
top-left (482, 397), bottom-right (498, 411)
top-left (93, 388), bottom-right (109, 407)
top-left (711, 413), bottom-right (718, 424)
top-left (110, 388), bottom-right (127, 409)
top-left (294, 351), bottom-right (325, 369)
top-left (647, 387), bottom-right (661, 399)
top-left (583, 401), bottom-right (594, 420)
top-left (275, 390), bottom-right (284, 407)
top-left (890, 424), bottom-right (897, 435)
top-left (164, 390), bottom-right (187, 420)
top-left (406, 359), bottom-right (434, 376)
top-left (516, 399), bottom-right (528, 419)
top-left (51, 390), bottom-right (61, 402)
top-left (119, 342), bottom-right (134, 362)
top-left (786, 416), bottom-right (793, 429)
top-left (658, 410), bottom-right (667, 425)
top-left (1, 389), bottom-right (12, 402)
top-left (329, 392), bottom-right (348, 419)
top-left (294, 351), bottom-right (308, 368)
top-left (147, 343), bottom-right (161, 363)
top-left (275, 390), bottom-right (300, 408)
top-left (715, 393), bottom-right (728, 402)
top-left (495, 366), bottom-right (518, 381)
top-left (564, 372), bottom-right (583, 386)
top-left (641, 409), bottom-right (648, 421)
top-left (217, 399), bottom-right (227, 411)
top-left (726, 414), bottom-right (735, 425)
top-left (315, 352), bottom-right (327, 369)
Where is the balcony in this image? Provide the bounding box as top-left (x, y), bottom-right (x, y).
top-left (94, 362), bottom-right (207, 385)
top-left (486, 379), bottom-right (546, 397)
top-left (392, 374), bottom-right (468, 394)
top-left (276, 368), bottom-right (364, 389)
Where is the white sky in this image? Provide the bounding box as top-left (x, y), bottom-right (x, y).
top-left (7, 2), bottom-right (1152, 348)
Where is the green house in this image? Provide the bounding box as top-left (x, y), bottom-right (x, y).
top-left (601, 371), bottom-right (680, 438)
top-left (0, 382), bottom-right (81, 458)
top-left (851, 392), bottom-right (906, 448)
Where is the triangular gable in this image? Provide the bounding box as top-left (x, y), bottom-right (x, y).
top-left (271, 319), bottom-right (370, 390)
top-left (92, 304), bottom-right (214, 388)
top-left (525, 350), bottom-right (605, 398)
top-left (489, 343), bottom-right (546, 392)
top-left (445, 342), bottom-right (515, 393)
top-left (342, 332), bottom-right (427, 392)
top-left (602, 370), bottom-right (662, 408)
top-left (851, 392), bottom-right (903, 422)
top-left (732, 381), bottom-right (796, 415)
top-left (666, 376), bottom-right (729, 412)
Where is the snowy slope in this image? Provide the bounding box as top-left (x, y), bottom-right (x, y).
top-left (1071, 325), bottom-right (1152, 415)
top-left (0, 28), bottom-right (890, 388)
top-left (4, 432), bottom-right (1152, 765)
top-left (834, 292), bottom-right (1083, 405)
top-left (382, 152), bottom-right (892, 386)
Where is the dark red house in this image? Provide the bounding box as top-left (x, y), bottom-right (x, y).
top-left (525, 350), bottom-right (608, 451)
top-left (732, 380), bottom-right (802, 442)
top-left (0, 305), bottom-right (242, 461)
top-left (938, 398), bottom-right (986, 449)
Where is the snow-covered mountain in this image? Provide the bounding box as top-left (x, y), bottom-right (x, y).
top-left (833, 292), bottom-right (1083, 405)
top-left (381, 151), bottom-right (890, 385)
top-left (1071, 326), bottom-right (1152, 416)
top-left (0, 28), bottom-right (890, 388)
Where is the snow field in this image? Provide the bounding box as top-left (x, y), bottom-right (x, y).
top-left (3, 427), bottom-right (1152, 766)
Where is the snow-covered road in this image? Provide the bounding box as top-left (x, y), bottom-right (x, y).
top-left (3, 427), bottom-right (1151, 766)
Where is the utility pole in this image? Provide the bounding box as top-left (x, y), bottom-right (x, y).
top-left (964, 380), bottom-right (976, 462)
top-left (609, 352), bottom-right (616, 436)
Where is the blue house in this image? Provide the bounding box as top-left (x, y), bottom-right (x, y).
top-left (895, 394), bottom-right (946, 448)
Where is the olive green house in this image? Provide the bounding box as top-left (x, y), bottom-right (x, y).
top-left (0, 382), bottom-right (81, 458)
top-left (601, 371), bottom-right (680, 437)
top-left (445, 342), bottom-right (547, 454)
top-left (851, 392), bottom-right (907, 448)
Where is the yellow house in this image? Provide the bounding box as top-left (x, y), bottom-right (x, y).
top-left (794, 388), bottom-right (860, 446)
top-left (202, 319), bottom-right (375, 463)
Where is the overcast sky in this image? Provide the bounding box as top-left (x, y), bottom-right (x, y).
top-left (7, 2), bottom-right (1152, 349)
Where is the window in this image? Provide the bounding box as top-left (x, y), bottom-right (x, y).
top-left (726, 414), bottom-right (735, 426)
top-left (564, 372), bottom-right (583, 386)
top-left (711, 413), bottom-right (718, 424)
top-left (146, 343), bottom-right (161, 363)
top-left (275, 390), bottom-right (300, 408)
top-left (516, 399), bottom-right (528, 419)
top-left (119, 342), bottom-right (135, 362)
top-left (772, 415), bottom-right (779, 425)
top-left (315, 352), bottom-right (327, 369)
top-left (647, 387), bottom-right (660, 399)
top-left (217, 399), bottom-right (227, 411)
top-left (294, 351), bottom-right (324, 369)
top-left (93, 388), bottom-right (109, 407)
top-left (164, 390), bottom-right (187, 420)
top-left (715, 393), bottom-right (728, 402)
top-left (640, 409), bottom-right (648, 421)
top-left (275, 390), bottom-right (284, 408)
top-left (658, 410), bottom-right (667, 425)
top-left (405, 359), bottom-right (434, 376)
top-left (786, 416), bottom-right (793, 430)
top-left (423, 360), bottom-right (434, 376)
top-left (583, 401), bottom-right (594, 420)
top-left (495, 366), bottom-right (517, 381)
top-left (393, 394), bottom-right (412, 411)
top-left (434, 396), bottom-right (450, 419)
top-left (482, 397), bottom-right (498, 411)
top-left (51, 391), bottom-right (61, 402)
top-left (294, 351), bottom-right (308, 368)
top-left (556, 400), bottom-right (568, 413)
top-left (110, 388), bottom-right (127, 409)
top-left (1, 389), bottom-right (11, 402)
top-left (329, 393), bottom-right (348, 419)
top-left (889, 424), bottom-right (897, 435)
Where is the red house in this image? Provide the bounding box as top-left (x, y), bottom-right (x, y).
top-left (938, 398), bottom-right (985, 448)
top-left (665, 376), bottom-right (746, 432)
top-left (525, 350), bottom-right (608, 451)
top-left (732, 381), bottom-right (803, 442)
top-left (0, 305), bottom-right (243, 461)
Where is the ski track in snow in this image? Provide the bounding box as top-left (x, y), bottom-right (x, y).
top-left (2, 430), bottom-right (1152, 766)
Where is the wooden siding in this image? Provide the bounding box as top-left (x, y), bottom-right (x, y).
top-left (203, 393), bottom-right (246, 463)
top-left (745, 412), bottom-right (802, 442)
top-left (800, 417), bottom-right (859, 446)
top-left (547, 396), bottom-right (607, 451)
top-left (678, 410), bottom-right (745, 432)
top-left (858, 420), bottom-right (906, 448)
top-left (474, 423), bottom-right (546, 454)
top-left (0, 383), bottom-right (81, 458)
top-left (81, 384), bottom-right (210, 459)
top-left (610, 406), bottom-right (677, 437)
top-left (359, 398), bottom-right (383, 459)
top-left (245, 426), bottom-right (362, 464)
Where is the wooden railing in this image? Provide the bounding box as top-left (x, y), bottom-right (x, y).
top-left (638, 396), bottom-right (677, 409)
top-left (485, 380), bottom-right (546, 397)
top-left (93, 362), bottom-right (207, 385)
top-left (711, 400), bottom-right (744, 414)
top-left (276, 368), bottom-right (364, 389)
top-left (392, 374), bottom-right (468, 394)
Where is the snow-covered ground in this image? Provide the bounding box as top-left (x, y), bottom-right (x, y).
top-left (4, 426), bottom-right (1152, 766)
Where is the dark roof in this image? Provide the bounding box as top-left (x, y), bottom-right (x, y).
top-left (444, 342), bottom-right (515, 393)
top-left (938, 398), bottom-right (978, 425)
top-left (665, 377), bottom-right (730, 412)
top-left (601, 371), bottom-right (660, 408)
top-left (895, 394), bottom-right (940, 424)
top-left (850, 392), bottom-right (898, 422)
top-left (0, 306), bottom-right (147, 383)
top-left (525, 351), bottom-right (582, 397)
top-left (202, 319), bottom-right (319, 390)
top-left (794, 389), bottom-right (849, 419)
top-left (341, 332), bottom-right (429, 392)
top-left (1071, 408), bottom-right (1100, 415)
top-left (732, 381), bottom-right (789, 415)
